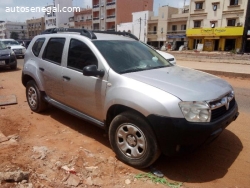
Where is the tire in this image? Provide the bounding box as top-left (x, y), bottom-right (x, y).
top-left (109, 111), bottom-right (161, 168)
top-left (26, 80), bottom-right (48, 113)
top-left (10, 63), bottom-right (17, 70)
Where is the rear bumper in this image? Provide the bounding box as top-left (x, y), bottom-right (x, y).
top-left (147, 103), bottom-right (239, 156)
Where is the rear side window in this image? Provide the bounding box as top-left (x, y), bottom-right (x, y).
top-left (32, 38), bottom-right (45, 57)
top-left (67, 39), bottom-right (98, 71)
top-left (43, 38), bottom-right (65, 64)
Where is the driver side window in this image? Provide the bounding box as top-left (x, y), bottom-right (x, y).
top-left (67, 39), bottom-right (98, 71)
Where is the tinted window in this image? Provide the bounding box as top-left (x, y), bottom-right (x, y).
top-left (43, 38), bottom-right (65, 64)
top-left (32, 38), bottom-right (45, 57)
top-left (67, 39), bottom-right (98, 71)
top-left (93, 41), bottom-right (172, 74)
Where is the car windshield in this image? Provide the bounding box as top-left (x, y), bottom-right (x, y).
top-left (93, 40), bottom-right (172, 74)
top-left (2, 40), bottom-right (20, 46)
top-left (0, 41), bottom-right (7, 50)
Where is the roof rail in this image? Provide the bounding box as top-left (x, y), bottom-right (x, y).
top-left (92, 31), bottom-right (139, 41)
top-left (40, 28), bottom-right (138, 41)
top-left (40, 28), bottom-right (97, 39)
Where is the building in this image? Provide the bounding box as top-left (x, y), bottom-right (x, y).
top-left (0, 21), bottom-right (27, 39)
top-left (44, 0), bottom-right (74, 29)
top-left (147, 5), bottom-right (188, 49)
top-left (44, 4), bottom-right (56, 29)
top-left (186, 0), bottom-right (248, 51)
top-left (242, 0), bottom-right (250, 53)
top-left (92, 0), bottom-right (153, 31)
top-left (117, 11), bottom-right (153, 43)
top-left (27, 17), bottom-right (45, 39)
top-left (166, 6), bottom-right (189, 50)
top-left (74, 8), bottom-right (92, 30)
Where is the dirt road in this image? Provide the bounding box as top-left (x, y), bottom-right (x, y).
top-left (0, 61), bottom-right (250, 188)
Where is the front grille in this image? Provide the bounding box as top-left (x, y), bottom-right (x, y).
top-left (211, 97), bottom-right (235, 121)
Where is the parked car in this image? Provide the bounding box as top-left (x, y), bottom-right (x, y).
top-left (22, 29), bottom-right (239, 168)
top-left (0, 41), bottom-right (17, 70)
top-left (0, 39), bottom-right (26, 58)
top-left (156, 50), bottom-right (176, 64)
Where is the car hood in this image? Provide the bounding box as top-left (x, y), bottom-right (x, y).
top-left (123, 65), bottom-right (232, 101)
top-left (0, 48), bottom-right (11, 55)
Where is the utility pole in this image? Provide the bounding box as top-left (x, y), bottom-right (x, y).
top-left (139, 17), bottom-right (141, 41)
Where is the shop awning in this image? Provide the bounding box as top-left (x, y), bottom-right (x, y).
top-left (204, 37), bottom-right (220, 39)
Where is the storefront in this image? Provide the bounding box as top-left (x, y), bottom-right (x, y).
top-left (167, 34), bottom-right (186, 50)
top-left (186, 27), bottom-right (244, 51)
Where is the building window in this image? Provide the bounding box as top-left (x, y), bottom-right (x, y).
top-left (195, 2), bottom-right (203, 9)
top-left (227, 19), bottom-right (236, 26)
top-left (230, 0), bottom-right (238, 6)
top-left (172, 25), bottom-right (177, 31)
top-left (194, 21), bottom-right (201, 28)
top-left (181, 25), bottom-right (186, 30)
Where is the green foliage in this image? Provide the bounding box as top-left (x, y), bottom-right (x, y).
top-left (135, 172), bottom-right (183, 188)
top-left (10, 32), bottom-right (19, 40)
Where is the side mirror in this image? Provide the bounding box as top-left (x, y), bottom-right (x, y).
top-left (83, 65), bottom-right (104, 77)
top-left (7, 46), bottom-right (11, 49)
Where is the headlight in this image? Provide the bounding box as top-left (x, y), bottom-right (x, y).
top-left (11, 50), bottom-right (15, 55)
top-left (22, 48), bottom-right (26, 54)
top-left (179, 101), bottom-right (211, 122)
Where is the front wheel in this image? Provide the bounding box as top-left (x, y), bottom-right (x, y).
top-left (109, 111), bottom-right (160, 168)
top-left (26, 80), bottom-right (48, 112)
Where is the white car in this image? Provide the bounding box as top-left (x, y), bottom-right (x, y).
top-left (0, 39), bottom-right (26, 58)
top-left (156, 50), bottom-right (176, 64)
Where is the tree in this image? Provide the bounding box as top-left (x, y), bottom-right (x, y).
top-left (10, 32), bottom-right (19, 40)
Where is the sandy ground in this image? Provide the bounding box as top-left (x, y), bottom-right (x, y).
top-left (0, 65), bottom-right (250, 188)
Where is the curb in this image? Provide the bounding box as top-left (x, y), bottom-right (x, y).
top-left (197, 69), bottom-right (250, 79)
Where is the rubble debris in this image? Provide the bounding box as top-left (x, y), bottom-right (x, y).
top-left (61, 165), bottom-right (76, 174)
top-left (125, 179), bottom-right (131, 185)
top-left (0, 171), bottom-right (29, 182)
top-left (32, 146), bottom-right (48, 160)
top-left (66, 174), bottom-right (81, 187)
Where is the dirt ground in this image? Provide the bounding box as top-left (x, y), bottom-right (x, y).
top-left (0, 65), bottom-right (250, 188)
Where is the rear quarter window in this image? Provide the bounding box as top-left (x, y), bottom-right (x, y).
top-left (32, 38), bottom-right (45, 57)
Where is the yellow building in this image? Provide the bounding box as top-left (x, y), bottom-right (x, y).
top-left (187, 0), bottom-right (248, 52)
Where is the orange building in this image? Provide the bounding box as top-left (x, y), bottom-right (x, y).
top-left (92, 0), bottom-right (153, 31)
top-left (74, 9), bottom-right (93, 30)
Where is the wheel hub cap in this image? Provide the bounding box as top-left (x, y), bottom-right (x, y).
top-left (126, 135), bottom-right (137, 147)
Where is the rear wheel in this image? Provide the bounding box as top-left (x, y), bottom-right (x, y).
top-left (26, 80), bottom-right (48, 112)
top-left (109, 111), bottom-right (160, 168)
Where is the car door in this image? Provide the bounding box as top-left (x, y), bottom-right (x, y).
top-left (61, 38), bottom-right (108, 121)
top-left (39, 37), bottom-right (66, 103)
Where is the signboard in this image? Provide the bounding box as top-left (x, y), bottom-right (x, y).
top-left (187, 27), bottom-right (244, 36)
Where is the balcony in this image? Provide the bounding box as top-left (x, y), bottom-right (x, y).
top-left (147, 31), bottom-right (157, 39)
top-left (93, 4), bottom-right (100, 12)
top-left (167, 30), bottom-right (186, 34)
top-left (106, 1), bottom-right (116, 9)
top-left (106, 15), bottom-right (116, 22)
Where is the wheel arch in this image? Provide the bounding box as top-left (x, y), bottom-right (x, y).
top-left (106, 104), bottom-right (153, 131)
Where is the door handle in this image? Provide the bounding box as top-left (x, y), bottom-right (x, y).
top-left (39, 67), bottom-right (44, 72)
top-left (63, 76), bottom-right (71, 81)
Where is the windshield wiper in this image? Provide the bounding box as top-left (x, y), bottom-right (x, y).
top-left (120, 68), bottom-right (144, 74)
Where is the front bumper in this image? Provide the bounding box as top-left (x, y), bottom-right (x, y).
top-left (0, 55), bottom-right (17, 68)
top-left (147, 102), bottom-right (239, 156)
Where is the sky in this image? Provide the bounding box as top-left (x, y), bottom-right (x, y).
top-left (0, 0), bottom-right (190, 22)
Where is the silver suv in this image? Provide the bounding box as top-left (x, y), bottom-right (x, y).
top-left (22, 29), bottom-right (239, 168)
